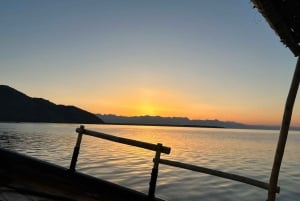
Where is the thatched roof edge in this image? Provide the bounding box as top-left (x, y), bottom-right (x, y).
top-left (251, 0), bottom-right (300, 56)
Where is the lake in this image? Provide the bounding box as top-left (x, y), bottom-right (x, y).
top-left (0, 123), bottom-right (299, 201)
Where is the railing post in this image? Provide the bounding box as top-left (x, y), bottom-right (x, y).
top-left (267, 57), bottom-right (300, 201)
top-left (69, 125), bottom-right (84, 172)
top-left (148, 143), bottom-right (162, 198)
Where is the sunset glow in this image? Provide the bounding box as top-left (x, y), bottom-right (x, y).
top-left (138, 104), bottom-right (158, 116)
top-left (1, 1), bottom-right (299, 126)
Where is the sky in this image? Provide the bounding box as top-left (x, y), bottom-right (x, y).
top-left (1, 0), bottom-right (299, 126)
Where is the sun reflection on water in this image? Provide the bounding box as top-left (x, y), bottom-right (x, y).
top-left (1, 123), bottom-right (299, 201)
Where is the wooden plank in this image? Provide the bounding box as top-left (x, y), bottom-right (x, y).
top-left (0, 148), bottom-right (166, 201)
top-left (268, 57), bottom-right (300, 201)
top-left (76, 127), bottom-right (171, 154)
top-left (148, 143), bottom-right (163, 197)
top-left (69, 131), bottom-right (83, 171)
top-left (159, 159), bottom-right (280, 193)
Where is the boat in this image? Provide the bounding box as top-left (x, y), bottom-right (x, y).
top-left (1, 1), bottom-right (299, 200)
top-left (0, 126), bottom-right (170, 201)
top-left (0, 148), bottom-right (164, 201)
top-left (0, 125), bottom-right (281, 201)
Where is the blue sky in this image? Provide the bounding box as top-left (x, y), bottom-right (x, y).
top-left (1, 0), bottom-right (299, 126)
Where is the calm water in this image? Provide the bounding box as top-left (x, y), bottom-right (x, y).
top-left (0, 123), bottom-right (299, 201)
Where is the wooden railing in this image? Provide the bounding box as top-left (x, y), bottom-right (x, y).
top-left (69, 126), bottom-right (280, 199)
top-left (158, 159), bottom-right (280, 193)
top-left (69, 125), bottom-right (171, 198)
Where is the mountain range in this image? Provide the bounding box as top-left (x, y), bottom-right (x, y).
top-left (1, 85), bottom-right (299, 130)
top-left (97, 114), bottom-right (232, 128)
top-left (0, 85), bottom-right (103, 124)
top-left (97, 114), bottom-right (300, 130)
top-left (97, 114), bottom-right (211, 128)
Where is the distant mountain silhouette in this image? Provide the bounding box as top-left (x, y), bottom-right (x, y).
top-left (97, 114), bottom-right (300, 130)
top-left (0, 85), bottom-right (103, 124)
top-left (97, 114), bottom-right (248, 128)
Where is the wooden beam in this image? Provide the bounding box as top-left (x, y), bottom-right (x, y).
top-left (76, 126), bottom-right (171, 154)
top-left (159, 159), bottom-right (279, 192)
top-left (69, 125), bottom-right (84, 171)
top-left (268, 57), bottom-right (300, 201)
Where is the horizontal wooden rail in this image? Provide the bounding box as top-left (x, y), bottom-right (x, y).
top-left (76, 126), bottom-right (171, 154)
top-left (159, 159), bottom-right (280, 193)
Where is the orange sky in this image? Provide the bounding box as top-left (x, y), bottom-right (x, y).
top-left (1, 1), bottom-right (299, 127)
top-left (65, 86), bottom-right (298, 126)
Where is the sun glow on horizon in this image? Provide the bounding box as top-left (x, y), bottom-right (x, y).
top-left (138, 104), bottom-right (158, 116)
top-left (2, 1), bottom-right (300, 128)
top-left (80, 98), bottom-right (290, 126)
top-left (70, 86), bottom-right (298, 127)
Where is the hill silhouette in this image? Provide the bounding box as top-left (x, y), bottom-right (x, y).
top-left (97, 114), bottom-right (300, 130)
top-left (0, 85), bottom-right (103, 124)
top-left (97, 114), bottom-right (247, 128)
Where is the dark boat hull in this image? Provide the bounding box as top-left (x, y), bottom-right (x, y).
top-left (0, 148), bottom-right (164, 201)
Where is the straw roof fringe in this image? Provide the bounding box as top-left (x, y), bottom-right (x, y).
top-left (251, 0), bottom-right (300, 56)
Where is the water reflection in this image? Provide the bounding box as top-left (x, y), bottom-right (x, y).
top-left (0, 123), bottom-right (299, 201)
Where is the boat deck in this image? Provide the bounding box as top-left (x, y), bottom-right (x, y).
top-left (0, 186), bottom-right (76, 201)
top-left (0, 148), bottom-right (164, 201)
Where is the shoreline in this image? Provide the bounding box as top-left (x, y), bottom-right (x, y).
top-left (102, 122), bottom-right (225, 129)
